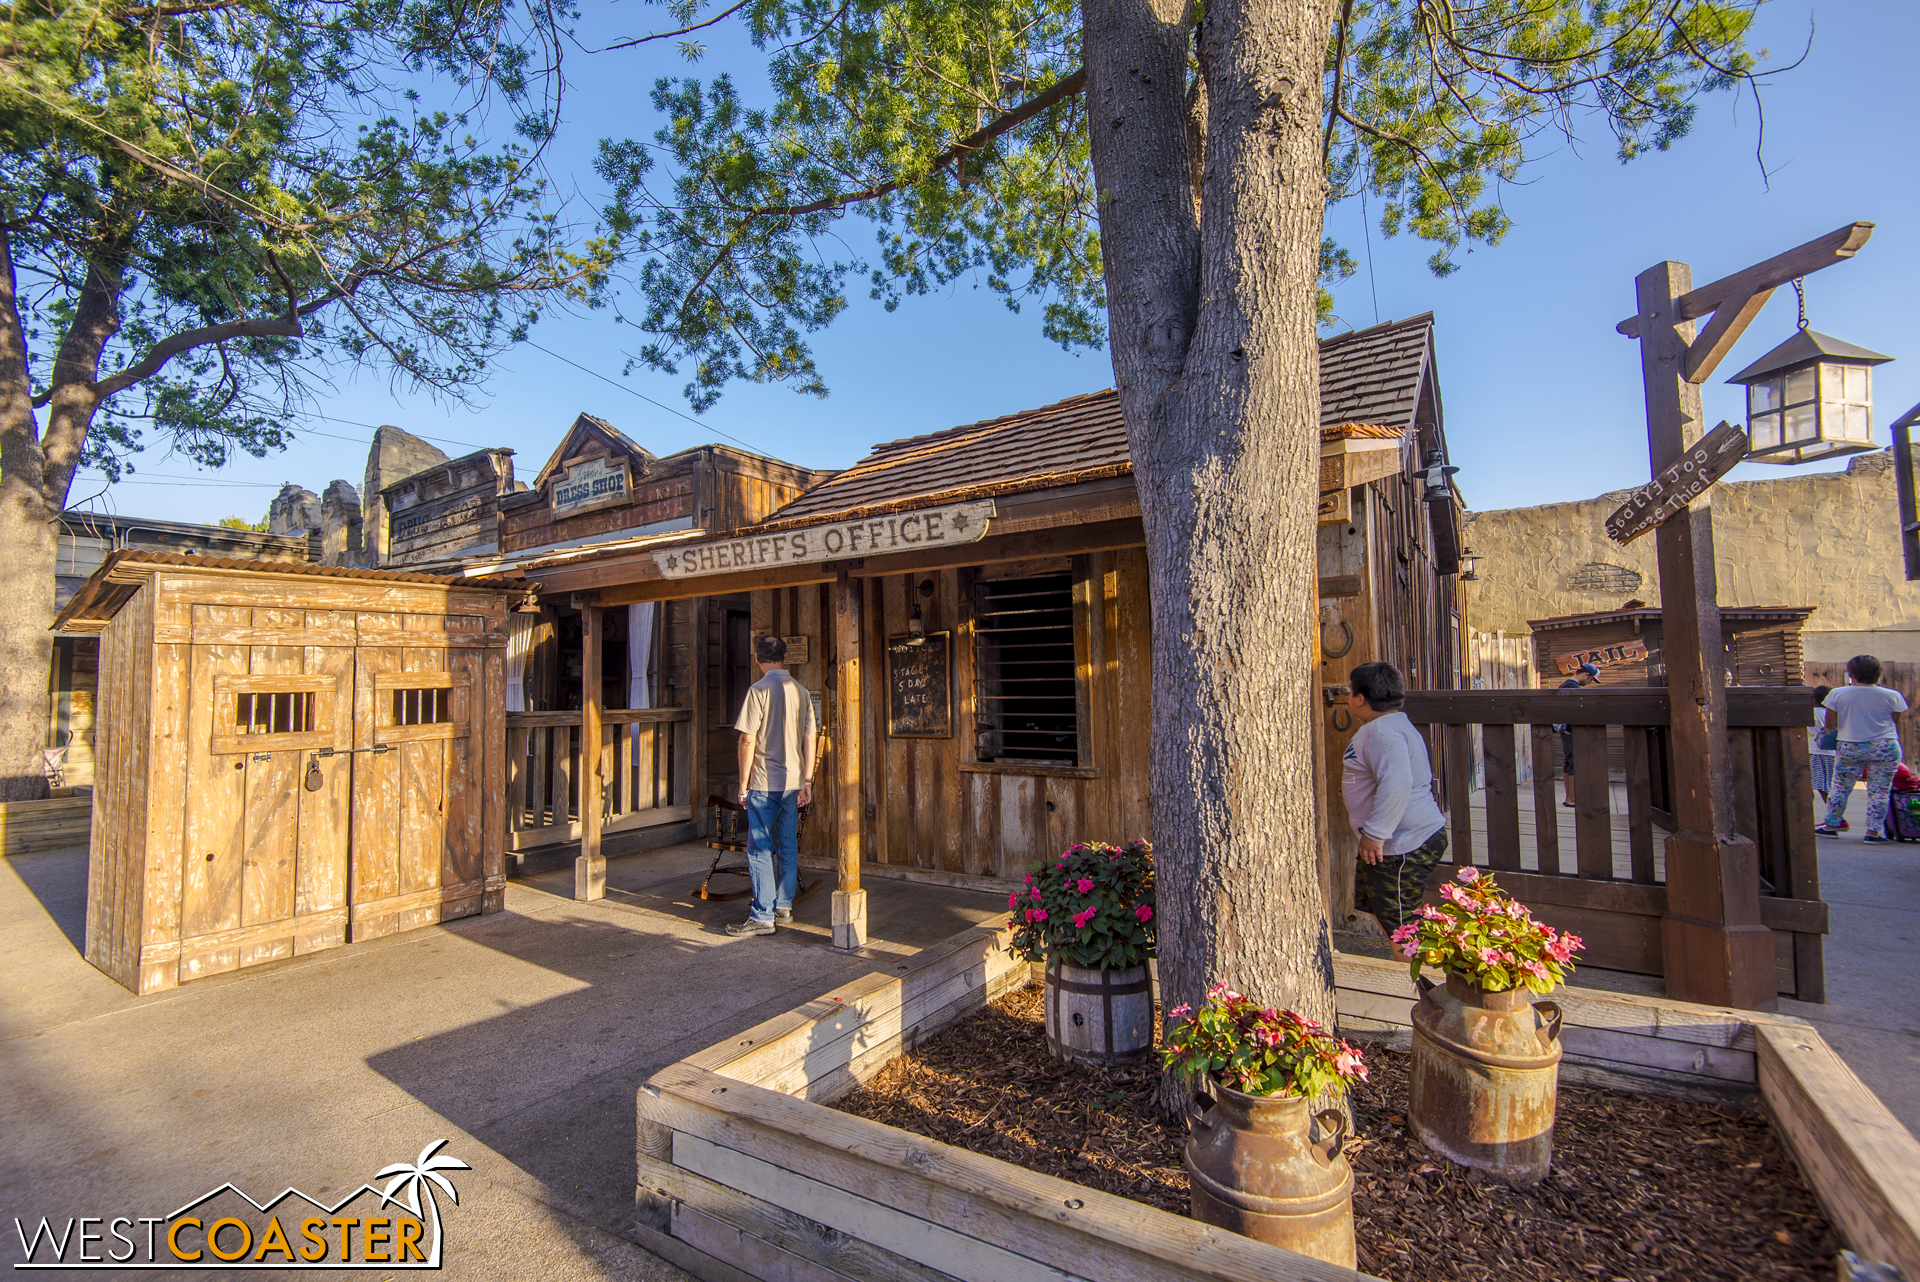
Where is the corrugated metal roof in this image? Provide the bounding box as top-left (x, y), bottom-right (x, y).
top-left (769, 314), bottom-right (1435, 524)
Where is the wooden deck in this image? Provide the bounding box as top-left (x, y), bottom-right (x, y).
top-left (1459, 781), bottom-right (1670, 883)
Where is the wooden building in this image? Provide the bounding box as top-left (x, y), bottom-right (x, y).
top-left (53, 553), bottom-right (515, 995)
top-left (448, 413), bottom-right (836, 876)
top-left (1528, 604), bottom-right (1815, 689)
top-left (501, 315), bottom-right (1466, 947)
top-left (50, 513), bottom-right (312, 791)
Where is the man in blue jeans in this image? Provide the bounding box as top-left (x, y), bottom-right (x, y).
top-left (726, 635), bottom-right (818, 936)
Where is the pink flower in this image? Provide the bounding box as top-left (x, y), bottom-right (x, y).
top-left (1025, 875), bottom-right (1035, 884)
top-left (1135, 904), bottom-right (1153, 924)
top-left (1335, 1045), bottom-right (1368, 1081)
top-left (1390, 923), bottom-right (1418, 945)
top-left (1506, 899), bottom-right (1531, 919)
top-left (1416, 904), bottom-right (1445, 921)
top-left (1026, 908), bottom-right (1049, 923)
top-left (1457, 867), bottom-right (1480, 883)
top-left (1522, 959), bottom-right (1549, 980)
top-left (1478, 946), bottom-right (1505, 966)
top-left (1030, 886), bottom-right (1042, 901)
top-left (1008, 891), bottom-right (1020, 910)
top-left (1072, 908), bottom-right (1096, 929)
top-left (1169, 1003), bottom-right (1192, 1019)
top-left (1076, 878), bottom-right (1095, 894)
top-left (1439, 883), bottom-right (1465, 905)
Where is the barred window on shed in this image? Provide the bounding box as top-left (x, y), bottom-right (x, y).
top-left (972, 572), bottom-right (1079, 766)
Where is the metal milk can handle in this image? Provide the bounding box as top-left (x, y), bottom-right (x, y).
top-left (1415, 974), bottom-right (1438, 1007)
top-left (1314, 1109), bottom-right (1348, 1164)
top-left (1535, 1000), bottom-right (1564, 1046)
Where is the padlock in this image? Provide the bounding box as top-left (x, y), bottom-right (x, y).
top-left (304, 758), bottom-right (324, 792)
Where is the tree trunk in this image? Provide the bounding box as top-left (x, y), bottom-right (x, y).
top-left (0, 232), bottom-right (57, 801)
top-left (1083, 0), bottom-right (1340, 1072)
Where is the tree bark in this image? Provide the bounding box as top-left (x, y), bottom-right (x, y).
top-left (1083, 0), bottom-right (1340, 1079)
top-left (0, 231), bottom-right (58, 801)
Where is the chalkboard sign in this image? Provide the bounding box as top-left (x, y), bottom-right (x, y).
top-left (887, 631), bottom-right (951, 738)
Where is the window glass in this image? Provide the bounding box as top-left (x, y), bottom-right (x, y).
top-left (971, 572), bottom-right (1078, 765)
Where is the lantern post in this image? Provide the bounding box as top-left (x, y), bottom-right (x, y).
top-left (1616, 221), bottom-right (1875, 1011)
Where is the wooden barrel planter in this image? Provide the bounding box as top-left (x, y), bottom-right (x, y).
top-left (1043, 962), bottom-right (1152, 1065)
top-left (1185, 1083), bottom-right (1357, 1267)
top-left (1410, 972), bottom-right (1564, 1184)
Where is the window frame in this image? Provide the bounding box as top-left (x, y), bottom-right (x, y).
top-left (371, 671), bottom-right (473, 744)
top-left (209, 674), bottom-right (342, 755)
top-left (960, 556), bottom-right (1096, 779)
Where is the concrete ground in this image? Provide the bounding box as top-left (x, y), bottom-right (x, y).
top-left (0, 842), bottom-right (1010, 1279)
top-left (1782, 782), bottom-right (1920, 1133)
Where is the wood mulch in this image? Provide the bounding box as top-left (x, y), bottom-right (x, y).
top-left (831, 985), bottom-right (1839, 1281)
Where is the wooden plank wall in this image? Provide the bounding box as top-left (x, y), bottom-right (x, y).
top-left (1805, 659), bottom-right (1920, 768)
top-left (837, 550), bottom-right (1153, 882)
top-left (83, 581), bottom-right (156, 992)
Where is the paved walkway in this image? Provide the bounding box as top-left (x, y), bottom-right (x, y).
top-left (0, 842), bottom-right (1010, 1278)
top-left (1782, 783), bottom-right (1920, 1133)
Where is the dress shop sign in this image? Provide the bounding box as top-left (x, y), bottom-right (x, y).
top-left (550, 455), bottom-right (632, 519)
top-left (1605, 421), bottom-right (1750, 545)
top-left (653, 500), bottom-right (996, 579)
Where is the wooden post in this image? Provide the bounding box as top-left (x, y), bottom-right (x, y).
top-left (576, 602), bottom-right (606, 901)
top-left (1634, 261), bottom-right (1774, 1011)
top-left (831, 572), bottom-right (866, 951)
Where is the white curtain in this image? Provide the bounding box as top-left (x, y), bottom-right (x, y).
top-left (627, 602), bottom-right (655, 710)
top-left (627, 603), bottom-right (656, 785)
top-left (504, 611), bottom-right (537, 713)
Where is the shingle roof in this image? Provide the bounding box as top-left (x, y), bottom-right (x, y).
top-left (768, 314), bottom-right (1435, 525)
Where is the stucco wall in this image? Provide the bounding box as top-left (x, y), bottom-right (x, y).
top-left (1461, 450), bottom-right (1920, 655)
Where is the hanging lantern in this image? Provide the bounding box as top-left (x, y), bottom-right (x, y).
top-left (1726, 280), bottom-right (1893, 465)
top-left (1416, 450), bottom-right (1460, 502)
top-left (1459, 548), bottom-right (1482, 581)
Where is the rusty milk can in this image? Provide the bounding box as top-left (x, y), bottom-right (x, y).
top-left (1409, 972), bottom-right (1563, 1184)
top-left (1184, 1082), bottom-right (1356, 1266)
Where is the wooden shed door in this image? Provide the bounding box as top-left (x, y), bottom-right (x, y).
top-left (178, 606), bottom-right (355, 983)
top-left (348, 613), bottom-right (487, 940)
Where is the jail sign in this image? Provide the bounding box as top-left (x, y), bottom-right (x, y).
top-left (653, 500), bottom-right (996, 579)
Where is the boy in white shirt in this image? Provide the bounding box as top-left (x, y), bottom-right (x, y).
top-left (1342, 661), bottom-right (1450, 933)
top-left (1817, 654), bottom-right (1909, 843)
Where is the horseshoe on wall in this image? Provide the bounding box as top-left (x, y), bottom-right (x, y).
top-left (1321, 618), bottom-right (1355, 660)
top-left (1330, 707), bottom-right (1353, 733)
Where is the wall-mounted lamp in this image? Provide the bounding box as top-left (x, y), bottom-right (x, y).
top-left (1416, 450), bottom-right (1460, 504)
top-left (515, 588), bottom-right (541, 614)
top-left (907, 601), bottom-right (927, 644)
top-left (1459, 548), bottom-right (1481, 581)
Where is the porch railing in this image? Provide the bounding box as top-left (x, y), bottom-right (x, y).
top-left (1404, 687), bottom-right (1826, 1002)
top-left (505, 708), bottom-right (694, 852)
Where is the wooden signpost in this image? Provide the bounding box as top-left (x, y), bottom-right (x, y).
top-left (1605, 420), bottom-right (1750, 545)
top-left (551, 455), bottom-right (632, 519)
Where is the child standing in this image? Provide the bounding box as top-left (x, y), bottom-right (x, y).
top-left (1816, 655), bottom-right (1908, 843)
top-left (1342, 661), bottom-right (1449, 933)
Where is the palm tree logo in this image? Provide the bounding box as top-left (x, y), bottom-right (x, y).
top-left (376, 1139), bottom-right (470, 1267)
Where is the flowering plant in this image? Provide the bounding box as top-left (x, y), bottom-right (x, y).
top-left (1392, 867), bottom-right (1584, 996)
top-left (1005, 840), bottom-right (1155, 968)
top-left (1163, 984), bottom-right (1368, 1099)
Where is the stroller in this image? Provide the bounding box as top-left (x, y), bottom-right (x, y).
top-left (1885, 763), bottom-right (1920, 843)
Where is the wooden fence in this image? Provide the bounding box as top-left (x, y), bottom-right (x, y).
top-left (505, 708), bottom-right (693, 852)
top-left (1805, 659), bottom-right (1920, 768)
top-left (1466, 630), bottom-right (1537, 786)
top-left (1405, 687), bottom-right (1826, 1002)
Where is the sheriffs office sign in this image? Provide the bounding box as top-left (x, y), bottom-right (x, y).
top-left (653, 500), bottom-right (996, 579)
top-left (550, 456), bottom-right (631, 518)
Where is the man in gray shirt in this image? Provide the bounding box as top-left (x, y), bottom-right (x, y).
top-left (1342, 661), bottom-right (1449, 934)
top-left (727, 635), bottom-right (818, 936)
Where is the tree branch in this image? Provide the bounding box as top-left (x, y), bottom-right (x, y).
top-left (92, 312), bottom-right (307, 401)
top-left (593, 0), bottom-right (754, 52)
top-left (745, 67), bottom-right (1086, 218)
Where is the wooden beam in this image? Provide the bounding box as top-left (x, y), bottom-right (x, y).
top-left (1682, 289), bottom-right (1774, 384)
top-left (831, 573), bottom-right (866, 951)
top-left (575, 603), bottom-right (606, 901)
top-left (584, 518), bottom-right (1148, 606)
top-left (1616, 222), bottom-right (1874, 336)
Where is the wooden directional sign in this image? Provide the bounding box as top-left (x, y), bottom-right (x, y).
top-left (1606, 420), bottom-right (1750, 545)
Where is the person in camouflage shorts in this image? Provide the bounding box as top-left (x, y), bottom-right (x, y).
top-left (1342, 662), bottom-right (1452, 934)
top-left (1355, 825), bottom-right (1449, 931)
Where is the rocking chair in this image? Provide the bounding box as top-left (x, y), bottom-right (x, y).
top-left (699, 791), bottom-right (819, 903)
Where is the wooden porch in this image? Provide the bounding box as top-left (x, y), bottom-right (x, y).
top-left (505, 707), bottom-right (695, 852)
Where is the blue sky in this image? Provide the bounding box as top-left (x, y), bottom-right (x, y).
top-left (69, 0), bottom-right (1920, 524)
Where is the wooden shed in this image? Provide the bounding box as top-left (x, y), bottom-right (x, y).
top-left (1528, 605), bottom-right (1815, 688)
top-left (52, 552), bottom-right (514, 995)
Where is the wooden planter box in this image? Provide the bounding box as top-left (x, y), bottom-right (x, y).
top-left (636, 933), bottom-right (1920, 1281)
